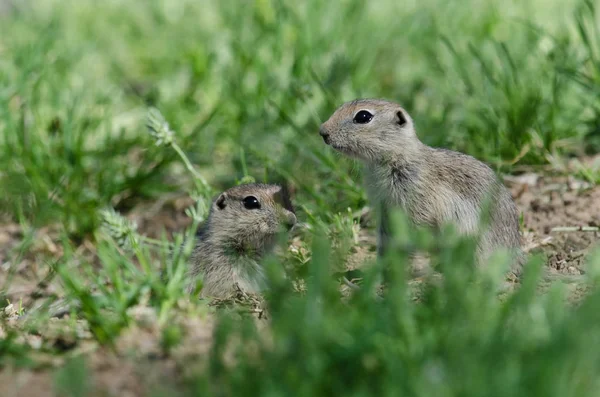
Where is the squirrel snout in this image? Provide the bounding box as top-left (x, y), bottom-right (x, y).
top-left (319, 125), bottom-right (330, 144)
top-left (283, 211), bottom-right (297, 230)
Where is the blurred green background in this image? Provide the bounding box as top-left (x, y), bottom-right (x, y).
top-left (1, 0), bottom-right (598, 235)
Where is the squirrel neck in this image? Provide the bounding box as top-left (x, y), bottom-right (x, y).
top-left (199, 221), bottom-right (268, 262)
top-left (364, 138), bottom-right (429, 207)
top-left (188, 219), bottom-right (269, 297)
top-left (367, 136), bottom-right (427, 169)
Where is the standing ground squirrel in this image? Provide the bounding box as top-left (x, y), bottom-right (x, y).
top-left (319, 98), bottom-right (524, 275)
top-left (187, 183), bottom-right (297, 298)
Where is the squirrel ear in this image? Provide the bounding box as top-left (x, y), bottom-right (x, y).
top-left (215, 193), bottom-right (227, 210)
top-left (396, 110), bottom-right (407, 126)
top-left (279, 183), bottom-right (296, 214)
top-left (271, 182), bottom-right (296, 214)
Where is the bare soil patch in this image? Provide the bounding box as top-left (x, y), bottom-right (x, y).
top-left (507, 172), bottom-right (600, 274)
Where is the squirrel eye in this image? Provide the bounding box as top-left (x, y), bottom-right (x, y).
top-left (353, 110), bottom-right (373, 124)
top-left (242, 196), bottom-right (261, 209)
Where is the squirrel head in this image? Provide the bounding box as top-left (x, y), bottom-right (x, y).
top-left (319, 98), bottom-right (419, 164)
top-left (206, 183), bottom-right (297, 255)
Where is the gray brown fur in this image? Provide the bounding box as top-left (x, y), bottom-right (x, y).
top-left (186, 183), bottom-right (296, 298)
top-left (319, 98), bottom-right (524, 274)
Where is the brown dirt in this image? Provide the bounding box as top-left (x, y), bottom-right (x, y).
top-left (129, 194), bottom-right (195, 240)
top-left (506, 172), bottom-right (600, 274)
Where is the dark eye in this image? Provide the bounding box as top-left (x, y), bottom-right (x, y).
top-left (353, 110), bottom-right (373, 124)
top-left (242, 196), bottom-right (261, 209)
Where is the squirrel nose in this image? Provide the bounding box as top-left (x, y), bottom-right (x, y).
top-left (284, 212), bottom-right (297, 230)
top-left (319, 125), bottom-right (329, 137)
top-left (319, 126), bottom-right (330, 144)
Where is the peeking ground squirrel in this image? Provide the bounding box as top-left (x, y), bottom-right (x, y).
top-left (319, 98), bottom-right (524, 276)
top-left (186, 183), bottom-right (297, 298)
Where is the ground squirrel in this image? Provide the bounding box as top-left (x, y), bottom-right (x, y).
top-left (186, 183), bottom-right (297, 298)
top-left (319, 98), bottom-right (524, 275)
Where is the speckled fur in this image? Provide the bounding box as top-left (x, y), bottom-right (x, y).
top-left (186, 183), bottom-right (297, 298)
top-left (320, 98), bottom-right (524, 274)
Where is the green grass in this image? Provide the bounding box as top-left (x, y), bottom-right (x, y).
top-left (1, 0), bottom-right (600, 395)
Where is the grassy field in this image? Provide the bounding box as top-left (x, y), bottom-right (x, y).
top-left (1, 0), bottom-right (600, 395)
